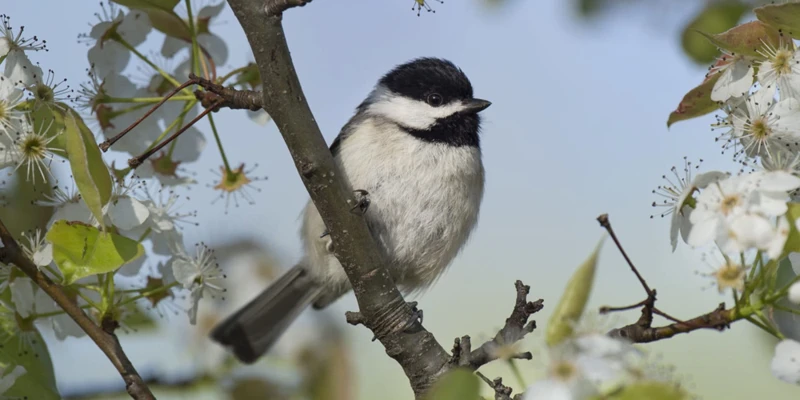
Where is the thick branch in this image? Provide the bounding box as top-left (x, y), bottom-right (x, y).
top-left (0, 219), bottom-right (153, 400)
top-left (609, 302), bottom-right (732, 343)
top-left (190, 75), bottom-right (263, 111)
top-left (225, 0), bottom-right (449, 396)
top-left (452, 281), bottom-right (543, 369)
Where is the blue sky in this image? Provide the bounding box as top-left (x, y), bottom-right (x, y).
top-left (4, 0), bottom-right (799, 398)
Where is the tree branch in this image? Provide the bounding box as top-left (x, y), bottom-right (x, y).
top-left (476, 373), bottom-right (525, 400)
top-left (597, 213), bottom-right (733, 344)
top-left (609, 302), bottom-right (732, 343)
top-left (190, 74), bottom-right (263, 111)
top-left (0, 219), bottom-right (154, 400)
top-left (224, 0), bottom-right (450, 396)
top-left (452, 281), bottom-right (543, 369)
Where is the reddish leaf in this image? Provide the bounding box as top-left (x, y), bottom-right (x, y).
top-left (667, 73), bottom-right (722, 128)
top-left (702, 20), bottom-right (784, 58)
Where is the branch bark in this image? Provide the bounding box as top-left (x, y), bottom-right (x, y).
top-left (609, 302), bottom-right (732, 343)
top-left (452, 281), bottom-right (543, 369)
top-left (0, 219), bottom-right (154, 400)
top-left (224, 0), bottom-right (450, 396)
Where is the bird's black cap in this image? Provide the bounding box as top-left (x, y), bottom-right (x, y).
top-left (379, 57), bottom-right (474, 103)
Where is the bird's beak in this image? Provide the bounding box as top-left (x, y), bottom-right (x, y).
top-left (462, 98), bottom-right (492, 114)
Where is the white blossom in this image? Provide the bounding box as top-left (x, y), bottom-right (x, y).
top-left (107, 195), bottom-right (150, 231)
top-left (732, 85), bottom-right (800, 159)
top-left (20, 229), bottom-right (52, 269)
top-left (789, 281), bottom-right (800, 305)
top-left (0, 75), bottom-right (27, 137)
top-left (758, 41), bottom-right (800, 100)
top-left (524, 334), bottom-right (635, 400)
top-left (688, 171), bottom-right (800, 256)
top-left (9, 277), bottom-right (51, 319)
top-left (0, 15), bottom-right (45, 87)
top-left (248, 109), bottom-right (271, 125)
top-left (3, 48), bottom-right (36, 87)
top-left (171, 243), bottom-right (225, 324)
top-left (82, 4), bottom-right (151, 79)
top-left (710, 53), bottom-right (754, 102)
top-left (652, 158), bottom-right (727, 251)
top-left (0, 14), bottom-right (46, 57)
top-left (772, 339), bottom-right (800, 385)
top-left (2, 117), bottom-right (65, 183)
top-left (161, 2), bottom-right (228, 65)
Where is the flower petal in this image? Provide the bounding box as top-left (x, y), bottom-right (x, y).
top-left (108, 196), bottom-right (150, 230)
top-left (711, 59), bottom-right (754, 102)
top-left (771, 339), bottom-right (800, 384)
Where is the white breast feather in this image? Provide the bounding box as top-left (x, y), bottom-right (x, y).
top-left (300, 118), bottom-right (484, 295)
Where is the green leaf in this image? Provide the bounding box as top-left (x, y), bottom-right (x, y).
top-left (756, 2), bottom-right (800, 40)
top-left (604, 381), bottom-right (690, 400)
top-left (0, 303), bottom-right (60, 400)
top-left (46, 220), bottom-right (144, 285)
top-left (681, 1), bottom-right (748, 64)
top-left (424, 369), bottom-right (481, 400)
top-left (64, 110), bottom-right (112, 226)
top-left (666, 73), bottom-right (722, 128)
top-left (700, 21), bottom-right (784, 59)
top-left (112, 0), bottom-right (190, 40)
top-left (782, 203), bottom-right (800, 256)
top-left (546, 235), bottom-right (605, 347)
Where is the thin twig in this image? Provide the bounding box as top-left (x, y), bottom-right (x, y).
top-left (596, 214), bottom-right (734, 343)
top-left (476, 372), bottom-right (524, 400)
top-left (128, 99), bottom-right (223, 168)
top-left (597, 214), bottom-right (652, 295)
top-left (452, 281), bottom-right (543, 370)
top-left (0, 219), bottom-right (154, 400)
top-left (599, 299), bottom-right (649, 314)
top-left (100, 77), bottom-right (199, 152)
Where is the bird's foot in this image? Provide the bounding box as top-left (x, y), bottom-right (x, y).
top-left (369, 301), bottom-right (424, 341)
top-left (402, 301), bottom-right (424, 332)
top-left (350, 189), bottom-right (371, 215)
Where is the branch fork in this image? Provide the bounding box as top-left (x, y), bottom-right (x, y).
top-left (597, 214), bottom-right (733, 343)
top-left (451, 281), bottom-right (543, 370)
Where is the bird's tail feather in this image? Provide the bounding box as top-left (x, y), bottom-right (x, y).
top-left (209, 264), bottom-right (321, 363)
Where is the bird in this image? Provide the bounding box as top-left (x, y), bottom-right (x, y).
top-left (210, 57), bottom-right (491, 363)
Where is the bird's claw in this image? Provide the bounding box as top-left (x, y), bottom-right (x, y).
top-left (403, 301), bottom-right (424, 332)
top-left (350, 189), bottom-right (371, 215)
top-left (369, 302), bottom-right (424, 341)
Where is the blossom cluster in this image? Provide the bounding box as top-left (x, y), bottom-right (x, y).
top-left (655, 9), bottom-right (800, 392)
top-left (0, 2), bottom-right (278, 395)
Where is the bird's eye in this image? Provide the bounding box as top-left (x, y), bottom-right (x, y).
top-left (426, 93), bottom-right (443, 107)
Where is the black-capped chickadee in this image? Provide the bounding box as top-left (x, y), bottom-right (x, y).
top-left (210, 58), bottom-right (491, 363)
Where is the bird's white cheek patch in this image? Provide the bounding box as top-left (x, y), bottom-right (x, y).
top-left (367, 92), bottom-right (467, 130)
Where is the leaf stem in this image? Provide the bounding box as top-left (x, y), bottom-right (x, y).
top-left (185, 0), bottom-right (203, 78)
top-left (507, 359), bottom-right (526, 388)
top-left (218, 65), bottom-right (251, 85)
top-left (136, 227), bottom-right (152, 243)
top-left (114, 36), bottom-right (189, 94)
top-left (745, 315), bottom-right (782, 339)
top-left (118, 282), bottom-right (180, 307)
top-left (207, 113), bottom-right (232, 175)
top-left (34, 303), bottom-right (93, 319)
top-left (145, 100), bottom-right (197, 153)
top-left (101, 96), bottom-right (195, 104)
top-left (772, 303), bottom-right (800, 316)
